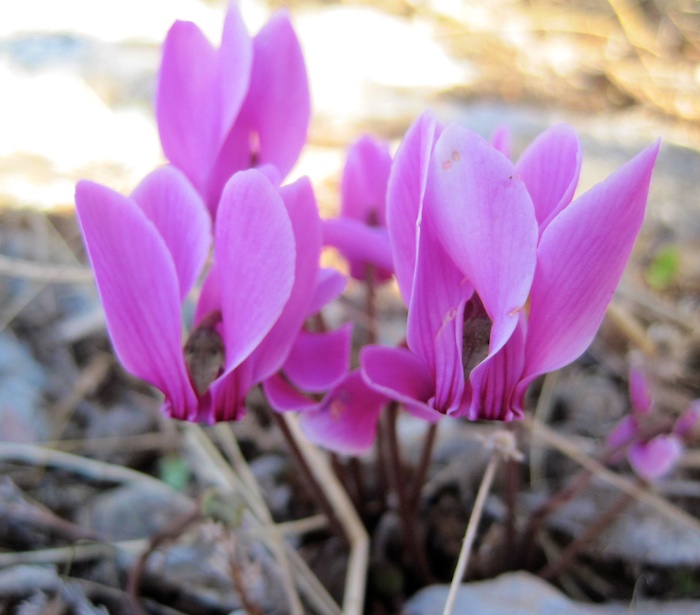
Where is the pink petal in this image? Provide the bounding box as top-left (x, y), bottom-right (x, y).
top-left (215, 170), bottom-right (295, 373)
top-left (606, 416), bottom-right (640, 455)
top-left (206, 361), bottom-right (253, 423)
top-left (75, 181), bottom-right (198, 420)
top-left (206, 12), bottom-right (309, 207)
top-left (264, 374), bottom-right (318, 413)
top-left (427, 125), bottom-right (538, 359)
top-left (675, 400), bottom-right (700, 438)
top-left (283, 324), bottom-right (352, 392)
top-left (490, 125), bottom-right (511, 159)
top-left (156, 7), bottom-right (252, 195)
top-left (194, 263), bottom-right (222, 326)
top-left (463, 313), bottom-right (527, 421)
top-left (247, 177), bottom-right (321, 382)
top-left (407, 219), bottom-right (473, 414)
top-left (386, 111), bottom-right (440, 306)
top-left (361, 345), bottom-right (444, 422)
top-left (307, 268), bottom-right (347, 316)
top-left (629, 361), bottom-right (652, 415)
top-left (522, 141), bottom-right (660, 382)
top-left (628, 435), bottom-right (682, 481)
top-left (516, 124), bottom-right (582, 233)
top-left (341, 135), bottom-right (392, 227)
top-left (322, 218), bottom-right (394, 276)
top-left (299, 371), bottom-right (387, 455)
top-left (130, 166), bottom-right (211, 301)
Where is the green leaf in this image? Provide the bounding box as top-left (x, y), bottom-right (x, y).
top-left (646, 246), bottom-right (680, 290)
top-left (158, 455), bottom-right (191, 491)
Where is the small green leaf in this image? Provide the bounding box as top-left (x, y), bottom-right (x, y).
top-left (646, 246), bottom-right (680, 290)
top-left (158, 455), bottom-right (191, 491)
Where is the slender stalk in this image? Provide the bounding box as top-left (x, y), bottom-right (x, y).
top-left (271, 411), bottom-right (347, 543)
top-left (385, 403), bottom-right (431, 580)
top-left (442, 455), bottom-right (500, 615)
top-left (409, 422), bottom-right (438, 508)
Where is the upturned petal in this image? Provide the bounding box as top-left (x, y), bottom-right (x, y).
top-left (307, 268), bottom-right (347, 316)
top-left (361, 345), bottom-right (443, 422)
top-left (341, 135), bottom-right (392, 226)
top-left (629, 360), bottom-right (652, 415)
top-left (427, 125), bottom-right (538, 358)
top-left (156, 6), bottom-right (252, 195)
top-left (283, 325), bottom-right (352, 392)
top-left (516, 124), bottom-right (581, 233)
top-left (628, 435), bottom-right (682, 481)
top-left (386, 111), bottom-right (440, 306)
top-left (521, 141), bottom-right (660, 385)
top-left (130, 166), bottom-right (211, 301)
top-left (264, 373), bottom-right (317, 413)
top-left (75, 181), bottom-right (198, 420)
top-left (215, 170), bottom-right (295, 373)
top-left (322, 218), bottom-right (394, 274)
top-left (299, 371), bottom-right (388, 455)
top-left (247, 177), bottom-right (321, 382)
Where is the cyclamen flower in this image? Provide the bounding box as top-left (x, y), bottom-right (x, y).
top-left (362, 111), bottom-right (659, 423)
top-left (323, 135), bottom-right (394, 280)
top-left (76, 166), bottom-right (325, 423)
top-left (157, 3), bottom-right (310, 214)
top-left (608, 363), bottom-right (698, 481)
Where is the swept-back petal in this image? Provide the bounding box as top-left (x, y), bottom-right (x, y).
top-left (322, 218), bottom-right (394, 275)
top-left (307, 268), bottom-right (347, 316)
top-left (75, 181), bottom-right (197, 420)
top-left (248, 177), bottom-right (321, 382)
top-left (407, 218), bottom-right (473, 414)
top-left (156, 7), bottom-right (252, 194)
top-left (300, 371), bottom-right (387, 455)
top-left (207, 361), bottom-right (253, 423)
top-left (522, 142), bottom-right (660, 383)
top-left (264, 374), bottom-right (318, 413)
top-left (361, 345), bottom-right (443, 422)
top-left (427, 125), bottom-right (538, 358)
top-left (283, 324), bottom-right (352, 392)
top-left (341, 135), bottom-right (392, 226)
top-left (629, 435), bottom-right (682, 481)
top-left (516, 124), bottom-right (581, 233)
top-left (131, 166), bottom-right (211, 300)
top-left (215, 170), bottom-right (295, 373)
top-left (490, 125), bottom-right (511, 159)
top-left (386, 111), bottom-right (440, 306)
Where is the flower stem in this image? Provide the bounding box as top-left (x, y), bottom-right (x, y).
top-left (409, 422), bottom-right (438, 508)
top-left (270, 410), bottom-right (347, 544)
top-left (442, 454), bottom-right (500, 615)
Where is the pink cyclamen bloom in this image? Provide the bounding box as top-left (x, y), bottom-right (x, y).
top-left (76, 166), bottom-right (327, 423)
top-left (362, 111), bottom-right (659, 423)
top-left (157, 3), bottom-right (309, 215)
top-left (323, 135), bottom-right (394, 280)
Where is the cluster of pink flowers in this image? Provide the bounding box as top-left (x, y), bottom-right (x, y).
top-left (76, 4), bottom-right (663, 458)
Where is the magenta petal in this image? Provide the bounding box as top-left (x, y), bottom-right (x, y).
top-left (156, 7), bottom-right (252, 194)
top-left (341, 135), bottom-right (392, 226)
top-left (240, 12), bottom-right (309, 177)
top-left (427, 125), bottom-right (538, 357)
top-left (264, 374), bottom-right (317, 413)
top-left (131, 166), bottom-right (211, 300)
top-left (407, 220), bottom-right (472, 414)
top-left (490, 125), bottom-right (511, 159)
top-left (323, 218), bottom-right (394, 275)
top-left (307, 268), bottom-right (347, 316)
top-left (361, 345), bottom-right (443, 422)
top-left (387, 111), bottom-right (440, 306)
top-left (523, 142), bottom-right (660, 381)
top-left (464, 313), bottom-right (527, 421)
top-left (516, 124), bottom-right (581, 232)
top-left (675, 400), bottom-right (700, 438)
top-left (215, 170), bottom-right (295, 373)
top-left (629, 361), bottom-right (652, 415)
top-left (75, 181), bottom-right (197, 420)
top-left (283, 324), bottom-right (352, 392)
top-left (207, 362), bottom-right (253, 423)
top-left (247, 177), bottom-right (321, 382)
top-left (299, 371), bottom-right (387, 455)
top-left (628, 435), bottom-right (682, 481)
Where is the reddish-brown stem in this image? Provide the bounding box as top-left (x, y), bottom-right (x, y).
top-left (271, 411), bottom-right (347, 544)
top-left (385, 403), bottom-right (431, 581)
top-left (409, 422), bottom-right (438, 509)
